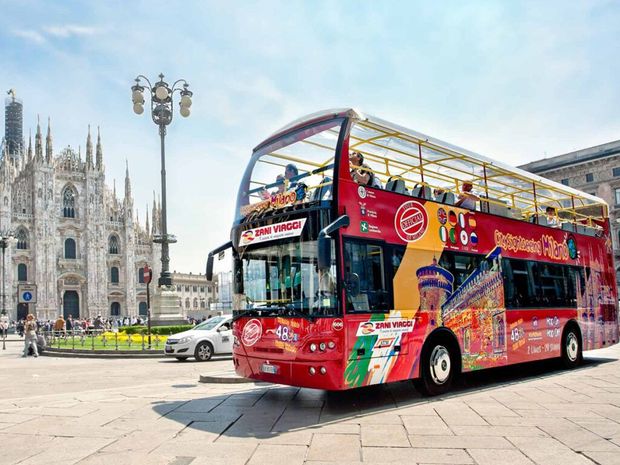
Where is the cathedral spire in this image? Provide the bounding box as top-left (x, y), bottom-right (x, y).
top-left (45, 117), bottom-right (53, 163)
top-left (96, 126), bottom-right (103, 170)
top-left (124, 159), bottom-right (132, 199)
top-left (27, 130), bottom-right (32, 163)
top-left (35, 115), bottom-right (43, 162)
top-left (152, 191), bottom-right (158, 234)
top-left (85, 125), bottom-right (93, 169)
top-left (113, 178), bottom-right (117, 199)
top-left (145, 206), bottom-right (150, 236)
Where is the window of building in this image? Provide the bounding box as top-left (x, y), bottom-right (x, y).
top-left (200, 286), bottom-right (205, 293)
top-left (62, 186), bottom-right (76, 218)
top-left (193, 298), bottom-right (198, 308)
top-left (615, 188), bottom-right (620, 205)
top-left (111, 267), bottom-right (119, 284)
top-left (17, 263), bottom-right (27, 282)
top-left (16, 228), bottom-right (29, 250)
top-left (613, 167), bottom-right (620, 177)
top-left (64, 238), bottom-right (76, 259)
top-left (108, 235), bottom-right (120, 254)
top-left (110, 302), bottom-right (121, 316)
top-left (585, 173), bottom-right (594, 183)
top-left (138, 267), bottom-right (145, 284)
top-left (561, 179), bottom-right (569, 186)
top-left (185, 285), bottom-right (190, 292)
top-left (200, 299), bottom-right (206, 308)
top-left (185, 298), bottom-right (190, 309)
top-left (138, 302), bottom-right (148, 316)
top-left (193, 285), bottom-right (197, 292)
top-left (343, 240), bottom-right (390, 313)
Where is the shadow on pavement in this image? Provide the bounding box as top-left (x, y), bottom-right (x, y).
top-left (151, 354), bottom-right (615, 440)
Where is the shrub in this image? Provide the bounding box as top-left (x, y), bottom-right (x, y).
top-left (123, 325), bottom-right (193, 335)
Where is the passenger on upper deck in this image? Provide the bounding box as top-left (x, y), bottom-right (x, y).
top-left (261, 174), bottom-right (286, 200)
top-left (284, 163), bottom-right (308, 203)
top-left (350, 151), bottom-right (381, 188)
top-left (545, 206), bottom-right (560, 228)
top-left (455, 182), bottom-right (479, 210)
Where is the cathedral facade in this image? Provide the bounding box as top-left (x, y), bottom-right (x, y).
top-left (1, 119), bottom-right (161, 321)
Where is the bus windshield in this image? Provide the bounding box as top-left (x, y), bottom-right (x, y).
top-left (234, 239), bottom-right (337, 317)
top-left (235, 118), bottom-right (344, 221)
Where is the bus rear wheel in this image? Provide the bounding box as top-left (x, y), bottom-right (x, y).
top-left (416, 337), bottom-right (456, 396)
top-left (561, 325), bottom-right (582, 369)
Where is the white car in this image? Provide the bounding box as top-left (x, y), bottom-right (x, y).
top-left (164, 316), bottom-right (233, 361)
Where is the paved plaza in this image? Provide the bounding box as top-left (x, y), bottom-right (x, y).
top-left (1, 341), bottom-right (619, 465)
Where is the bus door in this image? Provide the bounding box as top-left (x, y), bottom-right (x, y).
top-left (342, 239), bottom-right (408, 362)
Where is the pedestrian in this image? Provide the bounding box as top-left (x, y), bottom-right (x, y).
top-left (22, 314), bottom-right (38, 357)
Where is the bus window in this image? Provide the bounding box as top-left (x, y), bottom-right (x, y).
top-left (438, 251), bottom-right (482, 287)
top-left (502, 258), bottom-right (536, 308)
top-left (344, 240), bottom-right (389, 313)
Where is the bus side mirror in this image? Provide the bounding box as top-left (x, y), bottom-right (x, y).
top-left (206, 255), bottom-right (214, 281)
top-left (317, 215), bottom-right (350, 270)
top-left (317, 234), bottom-right (332, 270)
top-left (205, 241), bottom-right (233, 281)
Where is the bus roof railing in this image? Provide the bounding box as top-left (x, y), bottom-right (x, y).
top-left (251, 108), bottom-right (608, 227)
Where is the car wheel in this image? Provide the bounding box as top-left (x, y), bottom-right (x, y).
top-left (416, 337), bottom-right (457, 396)
top-left (194, 341), bottom-right (213, 362)
top-left (561, 325), bottom-right (582, 369)
top-left (175, 357), bottom-right (188, 362)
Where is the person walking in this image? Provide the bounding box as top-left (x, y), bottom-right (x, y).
top-left (22, 314), bottom-right (39, 357)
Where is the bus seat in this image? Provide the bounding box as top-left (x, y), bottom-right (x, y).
top-left (311, 177), bottom-right (332, 202)
top-left (583, 226), bottom-right (596, 236)
top-left (561, 222), bottom-right (574, 231)
top-left (442, 192), bottom-right (455, 205)
top-left (576, 225), bottom-right (587, 235)
top-left (537, 216), bottom-right (548, 226)
top-left (411, 185), bottom-right (431, 199)
top-left (385, 178), bottom-right (407, 194)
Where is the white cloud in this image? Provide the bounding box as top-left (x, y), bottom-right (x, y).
top-left (12, 29), bottom-right (46, 44)
top-left (44, 24), bottom-right (100, 38)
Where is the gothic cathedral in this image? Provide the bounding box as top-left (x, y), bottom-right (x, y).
top-left (2, 119), bottom-right (161, 321)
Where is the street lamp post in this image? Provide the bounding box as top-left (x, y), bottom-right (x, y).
top-left (131, 74), bottom-right (193, 287)
top-left (0, 231), bottom-right (14, 350)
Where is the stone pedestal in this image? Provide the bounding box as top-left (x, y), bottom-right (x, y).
top-left (150, 286), bottom-right (186, 326)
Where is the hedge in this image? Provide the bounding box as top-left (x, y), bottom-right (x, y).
top-left (123, 325), bottom-right (194, 335)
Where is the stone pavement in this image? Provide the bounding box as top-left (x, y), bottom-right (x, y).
top-left (1, 341), bottom-right (620, 465)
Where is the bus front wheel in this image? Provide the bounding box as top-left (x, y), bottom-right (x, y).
top-left (561, 325), bottom-right (582, 369)
top-left (416, 337), bottom-right (457, 396)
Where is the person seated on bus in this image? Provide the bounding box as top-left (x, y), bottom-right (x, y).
top-left (455, 182), bottom-right (479, 210)
top-left (261, 174), bottom-right (286, 200)
top-left (545, 206), bottom-right (560, 228)
top-left (350, 151), bottom-right (381, 188)
top-left (433, 188), bottom-right (445, 202)
top-left (284, 163), bottom-right (308, 202)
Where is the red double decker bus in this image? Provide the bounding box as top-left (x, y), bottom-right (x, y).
top-left (207, 109), bottom-right (619, 395)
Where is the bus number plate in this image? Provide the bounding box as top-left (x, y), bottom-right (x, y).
top-left (261, 363), bottom-right (278, 374)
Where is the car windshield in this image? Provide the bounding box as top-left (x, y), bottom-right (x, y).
top-left (194, 316), bottom-right (226, 330)
top-left (234, 239), bottom-right (338, 316)
top-left (235, 118), bottom-right (344, 221)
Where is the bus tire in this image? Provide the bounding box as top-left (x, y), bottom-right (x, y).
top-left (561, 324), bottom-right (582, 369)
top-left (195, 341), bottom-right (214, 362)
top-left (416, 334), bottom-right (458, 396)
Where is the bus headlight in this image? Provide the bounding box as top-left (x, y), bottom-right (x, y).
top-left (320, 366), bottom-right (327, 375)
top-left (327, 341), bottom-right (336, 349)
top-left (309, 343), bottom-right (317, 352)
top-left (309, 367), bottom-right (316, 375)
top-left (319, 342), bottom-right (326, 351)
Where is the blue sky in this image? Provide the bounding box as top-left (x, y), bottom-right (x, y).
top-left (1, 0), bottom-right (619, 272)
